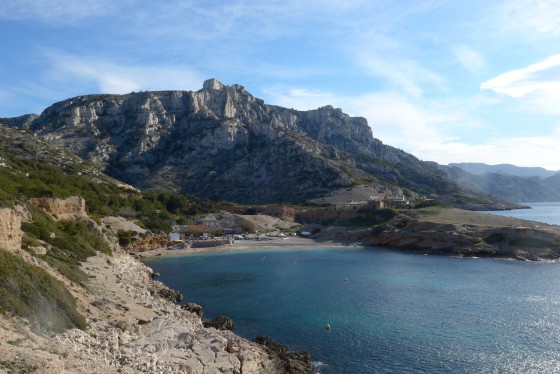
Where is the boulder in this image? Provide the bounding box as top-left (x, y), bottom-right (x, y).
top-left (157, 287), bottom-right (184, 304)
top-left (254, 335), bottom-right (314, 374)
top-left (203, 315), bottom-right (234, 330)
top-left (181, 303), bottom-right (203, 319)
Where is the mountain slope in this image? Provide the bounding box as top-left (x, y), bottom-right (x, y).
top-left (449, 162), bottom-right (559, 178)
top-left (0, 125), bottom-right (312, 373)
top-left (447, 166), bottom-right (560, 203)
top-left (4, 79), bottom-right (515, 208)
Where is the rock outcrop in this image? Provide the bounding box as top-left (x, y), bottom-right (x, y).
top-left (0, 207), bottom-right (22, 252)
top-left (254, 336), bottom-right (314, 374)
top-left (358, 208), bottom-right (560, 260)
top-left (2, 79), bottom-right (514, 209)
top-left (182, 302), bottom-right (204, 318)
top-left (28, 196), bottom-right (88, 221)
top-left (203, 315), bottom-right (235, 331)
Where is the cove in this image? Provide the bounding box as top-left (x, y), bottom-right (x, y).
top-left (144, 247), bottom-right (560, 373)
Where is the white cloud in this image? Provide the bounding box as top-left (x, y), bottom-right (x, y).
top-left (343, 93), bottom-right (457, 147)
top-left (44, 52), bottom-right (203, 94)
top-left (480, 54), bottom-right (560, 113)
top-left (452, 45), bottom-right (487, 74)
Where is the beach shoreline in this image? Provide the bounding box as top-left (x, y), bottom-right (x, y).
top-left (134, 237), bottom-right (349, 258)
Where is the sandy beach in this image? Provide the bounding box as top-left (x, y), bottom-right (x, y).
top-left (135, 236), bottom-right (344, 258)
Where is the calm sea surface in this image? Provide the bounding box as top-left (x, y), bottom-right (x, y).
top-left (145, 245), bottom-right (560, 373)
top-left (144, 203), bottom-right (560, 373)
top-left (482, 201), bottom-right (560, 225)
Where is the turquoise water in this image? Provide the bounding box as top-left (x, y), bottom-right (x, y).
top-left (145, 247), bottom-right (560, 373)
top-left (482, 202), bottom-right (560, 225)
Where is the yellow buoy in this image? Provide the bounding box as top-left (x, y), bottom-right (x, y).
top-left (326, 323), bottom-right (331, 330)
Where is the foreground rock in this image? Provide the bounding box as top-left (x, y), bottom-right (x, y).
top-left (0, 252), bottom-right (314, 373)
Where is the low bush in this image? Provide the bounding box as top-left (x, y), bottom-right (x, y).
top-left (21, 205), bottom-right (109, 285)
top-left (0, 249), bottom-right (86, 333)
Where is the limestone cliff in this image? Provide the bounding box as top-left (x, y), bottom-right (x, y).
top-left (4, 78), bottom-right (508, 208)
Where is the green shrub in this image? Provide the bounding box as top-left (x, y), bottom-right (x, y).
top-left (0, 360), bottom-right (14, 372)
top-left (117, 230), bottom-right (133, 246)
top-left (21, 206), bottom-right (110, 284)
top-left (0, 249), bottom-right (86, 333)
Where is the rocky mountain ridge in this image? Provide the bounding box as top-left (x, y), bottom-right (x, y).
top-left (449, 162), bottom-right (559, 178)
top-left (447, 166), bottom-right (560, 203)
top-left (2, 79), bottom-right (516, 209)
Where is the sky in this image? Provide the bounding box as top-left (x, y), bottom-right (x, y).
top-left (1, 0), bottom-right (560, 170)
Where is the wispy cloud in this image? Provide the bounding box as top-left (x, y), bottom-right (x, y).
top-left (480, 54), bottom-right (560, 113)
top-left (452, 45), bottom-right (487, 74)
top-left (262, 86), bottom-right (336, 110)
top-left (264, 84), bottom-right (560, 169)
top-left (417, 130), bottom-right (560, 170)
top-left (0, 0), bottom-right (125, 24)
top-left (354, 53), bottom-right (445, 98)
top-left (44, 51), bottom-right (203, 94)
top-left (264, 85), bottom-right (468, 149)
top-left (497, 0), bottom-right (560, 37)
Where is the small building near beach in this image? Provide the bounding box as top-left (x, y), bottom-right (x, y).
top-left (222, 228), bottom-right (235, 236)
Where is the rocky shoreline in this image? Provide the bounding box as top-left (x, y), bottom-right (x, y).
top-left (3, 202), bottom-right (560, 373)
top-left (0, 249), bottom-right (314, 373)
top-left (343, 207), bottom-right (560, 261)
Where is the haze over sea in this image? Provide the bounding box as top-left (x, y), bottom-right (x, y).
top-left (145, 203), bottom-right (560, 373)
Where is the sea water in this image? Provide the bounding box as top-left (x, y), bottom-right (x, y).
top-left (144, 247), bottom-right (560, 373)
top-left (482, 201), bottom-right (560, 226)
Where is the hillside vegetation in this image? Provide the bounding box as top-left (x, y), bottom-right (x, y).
top-left (0, 126), bottom-right (219, 334)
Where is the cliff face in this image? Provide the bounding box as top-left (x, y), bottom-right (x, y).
top-left (18, 80), bottom-right (361, 202)
top-left (7, 79), bottom-right (477, 205)
top-left (28, 196), bottom-right (88, 220)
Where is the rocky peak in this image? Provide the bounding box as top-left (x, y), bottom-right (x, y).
top-left (1, 79), bottom-right (501, 207)
top-left (202, 78), bottom-right (224, 91)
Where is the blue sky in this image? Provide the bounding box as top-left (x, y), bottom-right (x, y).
top-left (1, 0), bottom-right (560, 169)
